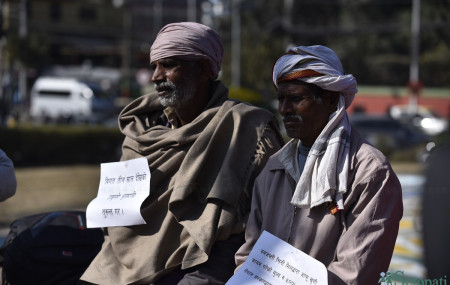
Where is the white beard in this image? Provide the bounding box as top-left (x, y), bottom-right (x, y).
top-left (156, 80), bottom-right (196, 109)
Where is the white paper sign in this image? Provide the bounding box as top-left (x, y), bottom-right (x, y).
top-left (86, 157), bottom-right (150, 228)
top-left (227, 231), bottom-right (328, 285)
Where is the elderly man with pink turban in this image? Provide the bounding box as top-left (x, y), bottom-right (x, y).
top-left (81, 22), bottom-right (284, 285)
top-left (234, 45), bottom-right (403, 284)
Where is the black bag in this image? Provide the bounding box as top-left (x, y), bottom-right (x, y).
top-left (0, 211), bottom-right (104, 285)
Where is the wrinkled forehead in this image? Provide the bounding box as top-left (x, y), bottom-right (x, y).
top-left (151, 56), bottom-right (202, 66)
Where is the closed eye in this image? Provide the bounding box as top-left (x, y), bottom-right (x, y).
top-left (150, 59), bottom-right (180, 71)
top-left (278, 94), bottom-right (304, 103)
top-left (160, 59), bottom-right (179, 69)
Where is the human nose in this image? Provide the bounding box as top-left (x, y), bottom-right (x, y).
top-left (151, 64), bottom-right (164, 83)
top-left (278, 98), bottom-right (290, 116)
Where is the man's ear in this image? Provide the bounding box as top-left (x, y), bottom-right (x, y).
top-left (196, 60), bottom-right (213, 81)
top-left (324, 91), bottom-right (339, 113)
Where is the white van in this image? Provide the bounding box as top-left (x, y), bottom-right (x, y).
top-left (30, 77), bottom-right (112, 123)
top-left (30, 77), bottom-right (118, 123)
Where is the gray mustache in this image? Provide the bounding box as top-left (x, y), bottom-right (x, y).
top-left (282, 115), bottom-right (303, 123)
top-left (155, 82), bottom-right (176, 92)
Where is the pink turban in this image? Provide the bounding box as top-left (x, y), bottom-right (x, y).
top-left (150, 22), bottom-right (224, 79)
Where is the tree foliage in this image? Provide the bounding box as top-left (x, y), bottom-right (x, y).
top-left (4, 0), bottom-right (449, 105)
top-left (216, 0), bottom-right (450, 103)
top-left (6, 32), bottom-right (50, 68)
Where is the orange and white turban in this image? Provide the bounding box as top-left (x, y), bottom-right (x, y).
top-left (272, 45), bottom-right (357, 109)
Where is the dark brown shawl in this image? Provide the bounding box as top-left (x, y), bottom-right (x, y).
top-left (82, 82), bottom-right (281, 284)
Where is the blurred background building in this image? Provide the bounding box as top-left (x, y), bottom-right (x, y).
top-left (1, 0), bottom-right (449, 123)
top-left (0, 0), bottom-right (448, 157)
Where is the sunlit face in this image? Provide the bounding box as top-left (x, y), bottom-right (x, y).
top-left (277, 81), bottom-right (335, 146)
top-left (151, 58), bottom-right (202, 109)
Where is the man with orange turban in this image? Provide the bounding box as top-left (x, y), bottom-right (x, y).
top-left (235, 45), bottom-right (403, 284)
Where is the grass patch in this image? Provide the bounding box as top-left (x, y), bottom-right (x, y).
top-left (0, 165), bottom-right (100, 225)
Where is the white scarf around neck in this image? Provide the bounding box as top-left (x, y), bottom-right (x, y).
top-left (291, 96), bottom-right (351, 210)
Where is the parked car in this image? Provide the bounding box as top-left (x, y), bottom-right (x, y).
top-left (388, 104), bottom-right (448, 136)
top-left (30, 77), bottom-right (118, 124)
top-left (349, 114), bottom-right (430, 155)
